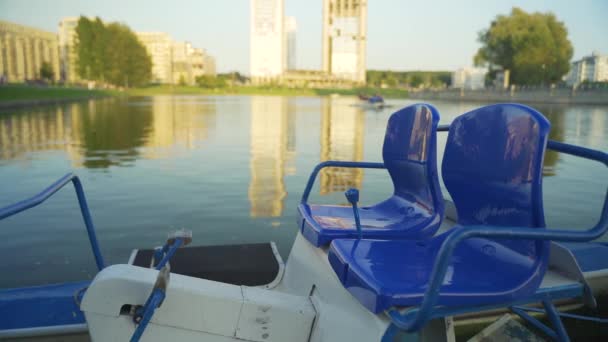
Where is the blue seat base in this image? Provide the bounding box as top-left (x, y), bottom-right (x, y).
top-left (0, 281), bottom-right (89, 331)
top-left (298, 197), bottom-right (440, 247)
top-left (329, 237), bottom-right (547, 313)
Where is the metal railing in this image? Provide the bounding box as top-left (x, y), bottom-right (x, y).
top-left (0, 172), bottom-right (105, 271)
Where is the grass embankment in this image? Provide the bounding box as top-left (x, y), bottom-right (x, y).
top-left (0, 84), bottom-right (409, 106)
top-left (127, 85), bottom-right (409, 99)
top-left (0, 84), bottom-right (119, 103)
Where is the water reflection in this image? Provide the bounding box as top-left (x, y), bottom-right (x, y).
top-left (0, 104), bottom-right (82, 162)
top-left (248, 96), bottom-right (296, 217)
top-left (141, 97), bottom-right (217, 159)
top-left (0, 96), bottom-right (607, 289)
top-left (0, 97), bottom-right (217, 169)
top-left (76, 98), bottom-right (152, 168)
top-left (319, 98), bottom-right (365, 194)
top-left (536, 105), bottom-right (565, 176)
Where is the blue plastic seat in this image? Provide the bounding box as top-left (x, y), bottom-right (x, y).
top-left (297, 103), bottom-right (445, 246)
top-left (329, 103), bottom-right (551, 313)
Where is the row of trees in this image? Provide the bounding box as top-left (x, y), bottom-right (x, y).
top-left (475, 8), bottom-right (573, 86)
top-left (196, 72), bottom-right (248, 88)
top-left (367, 71), bottom-right (451, 88)
top-left (74, 16), bottom-right (152, 87)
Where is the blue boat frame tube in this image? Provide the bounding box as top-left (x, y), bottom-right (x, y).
top-left (387, 127), bottom-right (608, 333)
top-left (0, 173), bottom-right (105, 271)
top-left (300, 161), bottom-right (386, 204)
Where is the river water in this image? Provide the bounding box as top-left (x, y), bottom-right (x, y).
top-left (0, 95), bottom-right (606, 288)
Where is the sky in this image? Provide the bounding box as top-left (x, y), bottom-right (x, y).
top-left (1, 0), bottom-right (607, 74)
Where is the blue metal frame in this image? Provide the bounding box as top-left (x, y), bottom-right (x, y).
top-left (386, 132), bottom-right (608, 333)
top-left (0, 173), bottom-right (105, 271)
top-left (300, 161), bottom-right (385, 204)
top-left (130, 288), bottom-right (165, 342)
top-left (130, 237), bottom-right (185, 342)
top-left (511, 305), bottom-right (608, 323)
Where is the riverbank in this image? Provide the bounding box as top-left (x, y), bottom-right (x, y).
top-left (0, 85), bottom-right (119, 110)
top-left (126, 85), bottom-right (409, 98)
top-left (410, 88), bottom-right (608, 105)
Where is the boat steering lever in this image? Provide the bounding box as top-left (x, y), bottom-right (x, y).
top-left (345, 188), bottom-right (362, 239)
top-left (130, 229), bottom-right (192, 342)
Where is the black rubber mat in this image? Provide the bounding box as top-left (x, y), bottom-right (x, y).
top-left (131, 243), bottom-right (280, 286)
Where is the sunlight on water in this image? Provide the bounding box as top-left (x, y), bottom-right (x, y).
top-left (0, 96), bottom-right (607, 288)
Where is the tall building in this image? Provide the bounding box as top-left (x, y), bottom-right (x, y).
top-left (250, 0), bottom-right (285, 84)
top-left (451, 67), bottom-right (487, 90)
top-left (189, 47), bottom-right (206, 81)
top-left (137, 33), bottom-right (215, 85)
top-left (137, 32), bottom-right (173, 84)
top-left (203, 53), bottom-right (216, 76)
top-left (58, 17), bottom-right (80, 83)
top-left (172, 41), bottom-right (192, 84)
top-left (284, 16), bottom-right (297, 71)
top-left (566, 52), bottom-right (608, 86)
top-left (0, 20), bottom-right (60, 82)
top-left (322, 0), bottom-right (367, 84)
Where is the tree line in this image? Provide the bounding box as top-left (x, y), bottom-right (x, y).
top-left (74, 16), bottom-right (152, 87)
top-left (366, 71), bottom-right (451, 88)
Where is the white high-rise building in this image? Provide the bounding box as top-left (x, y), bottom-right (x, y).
top-left (58, 17), bottom-right (81, 82)
top-left (250, 0), bottom-right (284, 84)
top-left (451, 67), bottom-right (487, 90)
top-left (566, 52), bottom-right (608, 86)
top-left (285, 16), bottom-right (297, 71)
top-left (136, 32), bottom-right (173, 84)
top-left (322, 0), bottom-right (367, 84)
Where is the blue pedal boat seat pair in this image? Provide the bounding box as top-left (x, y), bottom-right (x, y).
top-left (329, 103), bottom-right (552, 313)
top-left (297, 103), bottom-right (445, 247)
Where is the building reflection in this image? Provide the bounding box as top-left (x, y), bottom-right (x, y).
top-left (141, 96), bottom-right (216, 159)
top-left (319, 98), bottom-right (365, 194)
top-left (0, 97), bottom-right (216, 169)
top-left (573, 108), bottom-right (606, 149)
top-left (0, 104), bottom-right (81, 162)
top-left (248, 96), bottom-right (296, 217)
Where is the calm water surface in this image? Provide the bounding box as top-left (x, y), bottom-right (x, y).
top-left (0, 95), bottom-right (606, 288)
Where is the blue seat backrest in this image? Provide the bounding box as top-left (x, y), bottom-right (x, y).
top-left (382, 104), bottom-right (443, 215)
top-left (442, 104), bottom-right (550, 255)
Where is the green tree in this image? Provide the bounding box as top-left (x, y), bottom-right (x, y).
top-left (474, 7), bottom-right (573, 85)
top-left (178, 74), bottom-right (187, 86)
top-left (196, 75), bottom-right (226, 88)
top-left (40, 61), bottom-right (54, 80)
top-left (74, 16), bottom-right (151, 87)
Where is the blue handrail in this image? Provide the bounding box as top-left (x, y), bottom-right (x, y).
top-left (0, 173), bottom-right (105, 271)
top-left (387, 138), bottom-right (608, 332)
top-left (300, 161), bottom-right (385, 204)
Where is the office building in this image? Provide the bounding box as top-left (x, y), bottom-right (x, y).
top-left (0, 20), bottom-right (60, 82)
top-left (250, 0), bottom-right (285, 84)
top-left (451, 67), bottom-right (487, 90)
top-left (566, 52), bottom-right (608, 86)
top-left (137, 32), bottom-right (173, 84)
top-left (322, 0), bottom-right (367, 84)
top-left (285, 16), bottom-right (296, 70)
top-left (58, 17), bottom-right (81, 83)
